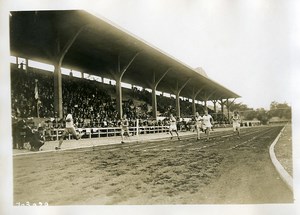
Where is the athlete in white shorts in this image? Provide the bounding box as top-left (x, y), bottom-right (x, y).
top-left (202, 110), bottom-right (214, 141)
top-left (231, 111), bottom-right (241, 138)
top-left (195, 112), bottom-right (203, 140)
top-left (169, 114), bottom-right (180, 140)
top-left (55, 112), bottom-right (82, 150)
top-left (121, 114), bottom-right (131, 143)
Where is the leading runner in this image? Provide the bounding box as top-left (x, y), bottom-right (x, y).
top-left (55, 110), bottom-right (82, 150)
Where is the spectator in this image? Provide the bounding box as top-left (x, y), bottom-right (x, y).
top-left (29, 127), bottom-right (45, 151)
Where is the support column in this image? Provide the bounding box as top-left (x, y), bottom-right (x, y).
top-left (175, 78), bottom-right (190, 118)
top-left (53, 25), bottom-right (87, 118)
top-left (219, 99), bottom-right (226, 121)
top-left (225, 98), bottom-right (236, 120)
top-left (115, 76), bottom-right (122, 119)
top-left (226, 99), bottom-right (229, 120)
top-left (200, 92), bottom-right (208, 110)
top-left (213, 100), bottom-right (217, 113)
top-left (204, 90), bottom-right (217, 111)
top-left (54, 65), bottom-right (63, 118)
top-left (192, 87), bottom-right (204, 115)
top-left (114, 52), bottom-right (140, 120)
top-left (25, 58), bottom-right (28, 72)
top-left (192, 99), bottom-right (196, 116)
top-left (151, 69), bottom-right (170, 119)
top-left (151, 85), bottom-right (156, 118)
top-left (176, 92), bottom-right (180, 118)
top-left (204, 99), bottom-right (207, 109)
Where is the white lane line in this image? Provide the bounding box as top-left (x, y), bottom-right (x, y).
top-left (269, 125), bottom-right (293, 192)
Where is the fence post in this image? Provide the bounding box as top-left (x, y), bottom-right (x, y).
top-left (56, 129), bottom-right (59, 141)
top-left (136, 119), bottom-right (139, 137)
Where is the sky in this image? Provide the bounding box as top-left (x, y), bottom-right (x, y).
top-left (85, 0), bottom-right (299, 110)
top-left (3, 0), bottom-right (300, 110)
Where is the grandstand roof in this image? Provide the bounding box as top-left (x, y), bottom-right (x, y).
top-left (10, 10), bottom-right (240, 100)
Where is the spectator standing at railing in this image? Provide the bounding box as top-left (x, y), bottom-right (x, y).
top-left (169, 114), bottom-right (180, 140)
top-left (55, 110), bottom-right (82, 150)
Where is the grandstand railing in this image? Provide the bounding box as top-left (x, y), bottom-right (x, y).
top-left (47, 125), bottom-right (170, 141)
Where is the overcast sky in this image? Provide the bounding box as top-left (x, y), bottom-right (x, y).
top-left (6, 0), bottom-right (300, 110)
top-left (86, 0), bottom-right (299, 110)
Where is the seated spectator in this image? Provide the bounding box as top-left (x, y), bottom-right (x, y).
top-left (29, 127), bottom-right (45, 151)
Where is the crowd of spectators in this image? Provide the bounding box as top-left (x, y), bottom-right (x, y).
top-left (11, 66), bottom-right (159, 128)
top-left (11, 65), bottom-right (229, 131)
top-left (11, 64), bottom-right (237, 149)
top-left (11, 66), bottom-right (54, 118)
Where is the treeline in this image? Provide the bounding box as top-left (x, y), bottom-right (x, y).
top-left (229, 101), bottom-right (291, 124)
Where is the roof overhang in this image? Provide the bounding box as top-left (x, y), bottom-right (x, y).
top-left (10, 10), bottom-right (240, 101)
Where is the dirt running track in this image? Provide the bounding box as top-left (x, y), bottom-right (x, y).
top-left (13, 126), bottom-right (293, 205)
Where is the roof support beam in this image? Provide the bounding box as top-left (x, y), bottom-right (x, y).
top-left (175, 78), bottom-right (191, 118)
top-left (205, 89), bottom-right (217, 111)
top-left (212, 100), bottom-right (218, 113)
top-left (151, 68), bottom-right (171, 119)
top-left (218, 99), bottom-right (226, 118)
top-left (198, 89), bottom-right (217, 111)
top-left (226, 98), bottom-right (236, 119)
top-left (192, 86), bottom-right (205, 115)
top-left (54, 25), bottom-right (87, 118)
top-left (207, 90), bottom-right (217, 101)
top-left (114, 52), bottom-right (140, 119)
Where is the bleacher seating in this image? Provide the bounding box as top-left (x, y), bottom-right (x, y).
top-left (11, 64), bottom-right (228, 129)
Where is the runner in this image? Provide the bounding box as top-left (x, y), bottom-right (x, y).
top-left (120, 114), bottom-right (131, 143)
top-left (55, 111), bottom-right (82, 150)
top-left (169, 114), bottom-right (180, 140)
top-left (202, 110), bottom-right (214, 141)
top-left (195, 112), bottom-right (203, 140)
top-left (231, 111), bottom-right (241, 138)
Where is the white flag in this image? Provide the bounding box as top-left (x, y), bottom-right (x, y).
top-left (34, 79), bottom-right (39, 100)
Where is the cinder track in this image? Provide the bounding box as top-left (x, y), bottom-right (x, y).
top-left (13, 125), bottom-right (292, 205)
top-left (89, 126), bottom-right (279, 152)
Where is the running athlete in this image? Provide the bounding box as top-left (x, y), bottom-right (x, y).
top-left (202, 110), bottom-right (214, 141)
top-left (169, 114), bottom-right (180, 140)
top-left (55, 111), bottom-right (82, 150)
top-left (121, 114), bottom-right (131, 143)
top-left (195, 112), bottom-right (203, 140)
top-left (231, 111), bottom-right (241, 138)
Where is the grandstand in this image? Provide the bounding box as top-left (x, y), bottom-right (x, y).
top-left (10, 10), bottom-right (240, 143)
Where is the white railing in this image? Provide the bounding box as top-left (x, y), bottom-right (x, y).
top-left (47, 125), bottom-right (170, 141)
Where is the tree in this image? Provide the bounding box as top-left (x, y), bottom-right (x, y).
top-left (243, 109), bottom-right (257, 120)
top-left (226, 101), bottom-right (291, 124)
top-left (230, 102), bottom-right (250, 112)
top-left (256, 108), bottom-right (270, 125)
top-left (269, 101), bottom-right (291, 119)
